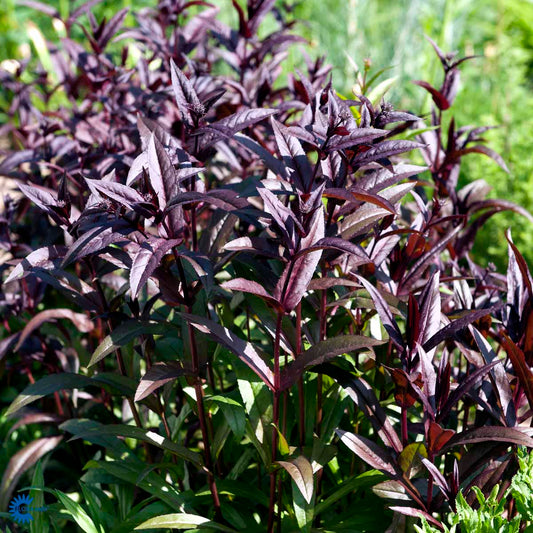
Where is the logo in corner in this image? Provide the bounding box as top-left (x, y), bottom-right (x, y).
top-left (9, 493), bottom-right (34, 524)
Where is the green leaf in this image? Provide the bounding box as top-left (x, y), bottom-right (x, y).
top-left (55, 489), bottom-right (100, 533)
top-left (134, 513), bottom-right (237, 531)
top-left (5, 373), bottom-right (143, 417)
top-left (30, 460), bottom-right (48, 533)
top-left (398, 442), bottom-right (427, 476)
top-left (291, 477), bottom-right (314, 533)
top-left (277, 455), bottom-right (314, 504)
top-left (89, 320), bottom-right (176, 366)
top-left (80, 483), bottom-right (107, 533)
top-left (207, 395), bottom-right (246, 440)
top-left (6, 373), bottom-right (93, 416)
top-left (271, 423), bottom-right (291, 456)
top-left (70, 424), bottom-right (202, 466)
top-left (368, 76), bottom-right (398, 105)
top-left (83, 459), bottom-right (186, 510)
top-left (314, 471), bottom-right (386, 516)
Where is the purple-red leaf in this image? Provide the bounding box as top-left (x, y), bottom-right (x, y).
top-left (412, 80), bottom-right (450, 110)
top-left (0, 436), bottom-right (63, 511)
top-left (440, 426), bottom-right (533, 453)
top-left (276, 206), bottom-right (324, 311)
top-left (221, 278), bottom-right (282, 310)
top-left (15, 308), bottom-right (94, 350)
top-left (336, 429), bottom-right (398, 476)
top-left (170, 59), bottom-right (201, 129)
top-left (280, 335), bottom-right (382, 390)
top-left (298, 237), bottom-right (370, 265)
top-left (179, 312), bottom-right (274, 390)
top-left (135, 362), bottom-right (192, 401)
top-left (501, 333), bottom-right (533, 412)
top-left (388, 506), bottom-right (444, 530)
top-left (130, 238), bottom-right (182, 299)
top-left (472, 327), bottom-right (516, 427)
top-left (323, 188), bottom-right (395, 214)
top-left (271, 117), bottom-right (312, 192)
top-left (5, 245), bottom-right (67, 284)
top-left (352, 140), bottom-right (423, 166)
top-left (357, 276), bottom-right (404, 350)
top-left (423, 306), bottom-right (501, 352)
top-left (437, 360), bottom-right (500, 422)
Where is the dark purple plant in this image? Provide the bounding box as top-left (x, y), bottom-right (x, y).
top-left (1, 2), bottom-right (533, 532)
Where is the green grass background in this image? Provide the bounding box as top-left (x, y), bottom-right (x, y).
top-left (1, 0), bottom-right (532, 269)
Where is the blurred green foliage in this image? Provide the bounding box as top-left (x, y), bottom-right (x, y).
top-left (1, 0), bottom-right (532, 268)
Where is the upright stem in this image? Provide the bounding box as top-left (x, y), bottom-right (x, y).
top-left (401, 406), bottom-right (408, 447)
top-left (267, 312), bottom-right (283, 533)
top-left (174, 249), bottom-right (221, 519)
top-left (296, 302), bottom-right (305, 448)
top-left (426, 451), bottom-right (434, 511)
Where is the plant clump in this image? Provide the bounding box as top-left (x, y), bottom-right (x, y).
top-left (1, 1), bottom-right (533, 532)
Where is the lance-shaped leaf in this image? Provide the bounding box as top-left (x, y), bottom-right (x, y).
top-left (90, 321), bottom-right (176, 367)
top-left (135, 362), bottom-right (193, 402)
top-left (62, 222), bottom-right (133, 266)
top-left (326, 128), bottom-right (388, 151)
top-left (418, 271), bottom-right (441, 348)
top-left (96, 7), bottom-right (129, 50)
top-left (454, 145), bottom-right (509, 173)
top-left (323, 188), bottom-right (395, 214)
top-left (280, 335), bottom-right (383, 390)
top-left (198, 108), bottom-right (279, 150)
top-left (358, 163), bottom-right (428, 193)
top-left (352, 140), bottom-right (423, 166)
top-left (84, 177), bottom-right (154, 216)
top-left (147, 132), bottom-right (177, 210)
top-left (165, 189), bottom-right (249, 213)
top-left (0, 436), bottom-right (63, 511)
top-left (356, 276), bottom-right (404, 350)
top-left (276, 206), bottom-right (325, 311)
top-left (506, 229), bottom-right (533, 299)
top-left (15, 308), bottom-right (94, 350)
top-left (70, 424), bottom-right (202, 467)
top-left (135, 513), bottom-right (235, 532)
top-left (130, 238), bottom-right (182, 299)
top-left (472, 327), bottom-right (516, 427)
top-left (178, 312), bottom-right (274, 390)
top-left (18, 182), bottom-right (59, 211)
top-left (5, 245), bottom-right (67, 284)
top-left (437, 360), bottom-right (500, 422)
top-left (388, 506), bottom-right (444, 529)
top-left (423, 305), bottom-right (501, 352)
top-left (234, 133), bottom-right (287, 178)
top-left (209, 108), bottom-right (278, 138)
top-left (258, 187), bottom-right (301, 250)
top-left (223, 236), bottom-right (282, 259)
top-left (322, 365), bottom-right (403, 453)
top-left (501, 333), bottom-right (533, 412)
top-left (293, 237), bottom-right (371, 266)
top-left (6, 373), bottom-right (93, 416)
top-left (170, 59), bottom-right (202, 129)
top-left (277, 456), bottom-right (314, 504)
top-left (271, 117), bottom-right (312, 192)
top-left (221, 278), bottom-right (282, 311)
top-left (440, 426), bottom-right (533, 453)
top-left (335, 430), bottom-right (398, 476)
top-left (401, 225), bottom-right (462, 292)
top-left (412, 80), bottom-right (450, 110)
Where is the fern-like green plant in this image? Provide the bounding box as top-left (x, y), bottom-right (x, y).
top-left (417, 447), bottom-right (533, 533)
